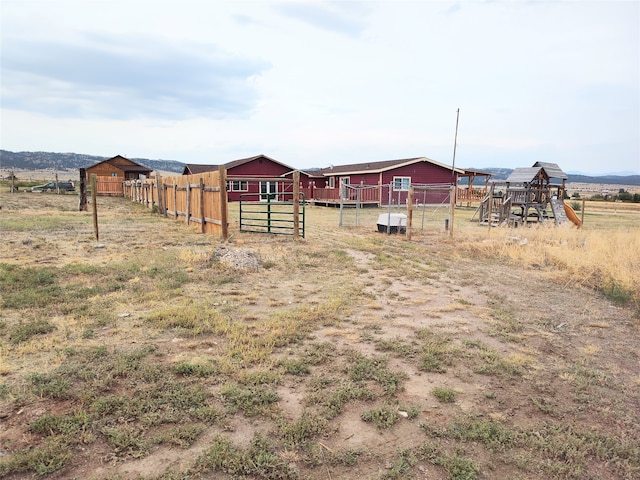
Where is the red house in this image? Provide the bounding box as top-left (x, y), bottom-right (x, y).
top-left (183, 154), bottom-right (314, 202)
top-left (314, 157), bottom-right (464, 206)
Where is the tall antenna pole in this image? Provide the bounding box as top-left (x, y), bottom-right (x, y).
top-left (451, 108), bottom-right (460, 185)
top-left (449, 108), bottom-right (460, 239)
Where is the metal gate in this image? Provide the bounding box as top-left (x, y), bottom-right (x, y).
top-left (239, 191), bottom-right (305, 237)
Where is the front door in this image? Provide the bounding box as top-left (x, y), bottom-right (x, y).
top-left (340, 177), bottom-right (351, 200)
top-left (260, 181), bottom-right (277, 201)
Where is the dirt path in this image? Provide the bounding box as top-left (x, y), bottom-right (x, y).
top-left (1, 193), bottom-right (638, 479)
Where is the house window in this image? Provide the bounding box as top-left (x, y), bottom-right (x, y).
top-left (227, 180), bottom-right (248, 192)
top-left (111, 172), bottom-right (119, 177)
top-left (393, 176), bottom-right (411, 191)
top-left (328, 177), bottom-right (335, 189)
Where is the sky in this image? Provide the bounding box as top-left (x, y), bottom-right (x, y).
top-left (1, 0), bottom-right (639, 175)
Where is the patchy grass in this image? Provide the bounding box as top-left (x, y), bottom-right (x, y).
top-left (0, 193), bottom-right (638, 480)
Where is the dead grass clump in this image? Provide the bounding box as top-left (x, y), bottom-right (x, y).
top-left (458, 226), bottom-right (640, 311)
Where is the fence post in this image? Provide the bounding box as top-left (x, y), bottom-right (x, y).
top-left (185, 181), bottom-right (191, 225)
top-left (156, 175), bottom-right (163, 212)
top-left (79, 168), bottom-right (88, 211)
top-left (199, 176), bottom-right (205, 234)
top-left (218, 165), bottom-right (228, 240)
top-left (293, 171), bottom-right (300, 239)
top-left (173, 183), bottom-right (178, 220)
top-left (91, 174), bottom-right (99, 242)
top-left (407, 185), bottom-right (414, 240)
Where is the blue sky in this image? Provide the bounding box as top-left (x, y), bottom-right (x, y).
top-left (1, 0), bottom-right (638, 174)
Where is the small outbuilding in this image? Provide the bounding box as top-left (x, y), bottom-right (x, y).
top-left (86, 155), bottom-right (152, 180)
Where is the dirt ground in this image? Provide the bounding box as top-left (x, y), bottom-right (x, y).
top-left (1, 191), bottom-right (639, 480)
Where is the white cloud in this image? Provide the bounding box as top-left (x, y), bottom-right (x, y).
top-left (1, 0), bottom-right (638, 174)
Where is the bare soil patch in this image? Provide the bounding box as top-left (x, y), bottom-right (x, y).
top-left (1, 192), bottom-right (638, 480)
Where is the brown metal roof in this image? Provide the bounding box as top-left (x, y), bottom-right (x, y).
top-left (87, 155), bottom-right (151, 172)
top-left (183, 155), bottom-right (296, 175)
top-left (319, 157), bottom-right (464, 175)
top-left (183, 164), bottom-right (218, 174)
top-left (224, 154), bottom-right (295, 171)
top-left (119, 165), bottom-right (152, 173)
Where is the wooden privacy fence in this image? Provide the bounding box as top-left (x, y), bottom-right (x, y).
top-left (95, 176), bottom-right (125, 196)
top-left (123, 168), bottom-right (228, 239)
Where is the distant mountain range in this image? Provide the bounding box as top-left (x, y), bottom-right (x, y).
top-left (1, 150), bottom-right (639, 186)
top-left (474, 167), bottom-right (640, 186)
top-left (0, 150), bottom-right (185, 174)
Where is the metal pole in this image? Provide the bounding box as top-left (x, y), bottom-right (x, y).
top-left (339, 187), bottom-right (344, 227)
top-left (387, 184), bottom-right (392, 234)
top-left (449, 185), bottom-right (455, 238)
top-left (90, 174), bottom-right (99, 242)
top-left (451, 108), bottom-right (459, 185)
top-left (267, 194), bottom-right (271, 233)
top-left (293, 171), bottom-right (300, 239)
top-left (356, 187), bottom-right (361, 227)
top-left (421, 189), bottom-right (426, 231)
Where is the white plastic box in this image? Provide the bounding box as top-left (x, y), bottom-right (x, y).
top-left (376, 213), bottom-right (407, 234)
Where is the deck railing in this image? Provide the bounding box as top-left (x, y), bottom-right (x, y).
top-left (456, 187), bottom-right (486, 203)
top-left (310, 186), bottom-right (380, 203)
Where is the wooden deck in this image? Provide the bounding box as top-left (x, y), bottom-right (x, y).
top-left (303, 186), bottom-right (487, 207)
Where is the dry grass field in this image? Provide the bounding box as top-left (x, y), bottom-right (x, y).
top-left (0, 190), bottom-right (639, 480)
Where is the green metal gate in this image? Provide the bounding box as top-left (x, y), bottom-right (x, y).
top-left (239, 192), bottom-right (305, 237)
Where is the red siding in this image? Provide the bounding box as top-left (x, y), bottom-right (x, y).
top-left (324, 161), bottom-right (456, 205)
top-left (227, 158), bottom-right (292, 202)
top-left (229, 158), bottom-right (291, 177)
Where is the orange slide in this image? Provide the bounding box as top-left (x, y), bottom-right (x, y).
top-left (564, 203), bottom-right (582, 228)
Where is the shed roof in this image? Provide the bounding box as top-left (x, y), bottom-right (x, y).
top-left (505, 163), bottom-right (567, 184)
top-left (533, 162), bottom-right (567, 179)
top-left (505, 167), bottom-right (543, 183)
top-left (87, 155), bottom-right (151, 173)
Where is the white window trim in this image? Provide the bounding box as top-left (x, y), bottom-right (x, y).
top-left (228, 180), bottom-right (248, 192)
top-left (328, 177), bottom-right (335, 189)
top-left (393, 176), bottom-right (411, 191)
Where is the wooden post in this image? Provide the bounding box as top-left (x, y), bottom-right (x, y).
top-left (185, 181), bottom-right (191, 225)
top-left (55, 172), bottom-right (60, 194)
top-left (218, 166), bottom-right (229, 240)
top-left (156, 175), bottom-right (163, 212)
top-left (449, 185), bottom-right (455, 238)
top-left (163, 183), bottom-right (168, 217)
top-left (173, 183), bottom-right (178, 220)
top-left (293, 171), bottom-right (300, 239)
top-left (487, 183), bottom-right (494, 232)
top-left (581, 199), bottom-right (585, 226)
top-left (90, 174), bottom-right (99, 242)
top-left (199, 177), bottom-right (206, 233)
top-left (407, 185), bottom-right (414, 240)
top-left (79, 168), bottom-right (88, 211)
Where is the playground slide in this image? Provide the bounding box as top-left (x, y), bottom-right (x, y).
top-left (564, 203), bottom-right (582, 228)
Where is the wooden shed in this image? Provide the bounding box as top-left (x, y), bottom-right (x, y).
top-left (86, 155), bottom-right (152, 180)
